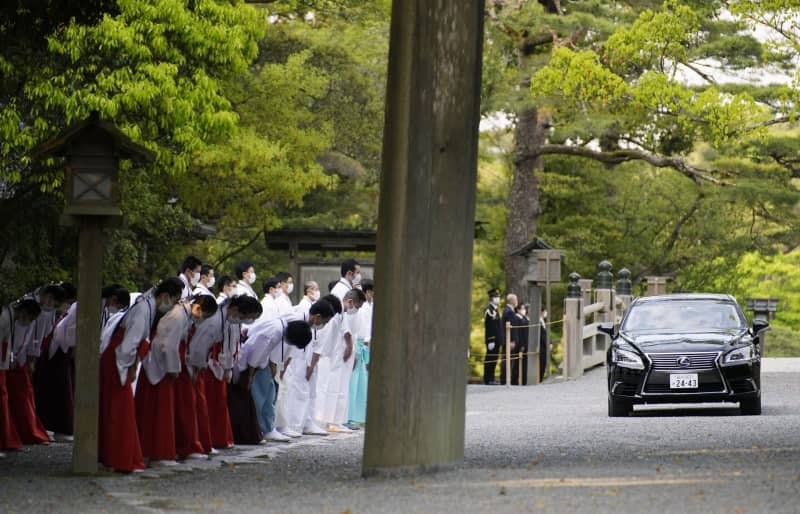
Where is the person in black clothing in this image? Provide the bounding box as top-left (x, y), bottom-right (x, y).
top-left (500, 294), bottom-right (518, 385)
top-left (539, 308), bottom-right (548, 381)
top-left (483, 288), bottom-right (502, 385)
top-left (511, 303), bottom-right (530, 385)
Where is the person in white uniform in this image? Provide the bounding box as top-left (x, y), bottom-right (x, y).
top-left (193, 264), bottom-right (215, 297)
top-left (177, 256), bottom-right (202, 300)
top-left (276, 299), bottom-right (334, 437)
top-left (274, 272), bottom-right (294, 315)
top-left (215, 276), bottom-right (237, 305)
top-left (331, 258), bottom-right (361, 302)
top-left (234, 261), bottom-right (258, 299)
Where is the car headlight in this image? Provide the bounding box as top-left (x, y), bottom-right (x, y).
top-left (611, 347), bottom-right (644, 370)
top-left (722, 344), bottom-right (756, 365)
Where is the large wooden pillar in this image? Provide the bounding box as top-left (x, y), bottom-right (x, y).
top-left (72, 217), bottom-right (104, 473)
top-left (362, 0), bottom-right (485, 475)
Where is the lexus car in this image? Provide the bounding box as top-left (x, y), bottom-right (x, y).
top-left (604, 294), bottom-right (768, 417)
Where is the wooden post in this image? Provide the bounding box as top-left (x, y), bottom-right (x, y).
top-left (362, 0), bottom-right (485, 476)
top-left (72, 217), bottom-right (104, 474)
top-left (505, 321), bottom-right (511, 387)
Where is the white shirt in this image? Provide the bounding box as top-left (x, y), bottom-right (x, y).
top-left (179, 273), bottom-right (192, 300)
top-left (317, 313), bottom-right (342, 359)
top-left (27, 307), bottom-right (57, 359)
top-left (294, 296), bottom-right (314, 319)
top-left (193, 284), bottom-right (214, 297)
top-left (50, 302), bottom-right (77, 358)
top-left (259, 295), bottom-right (280, 321)
top-left (236, 318), bottom-right (287, 372)
top-left (331, 278), bottom-right (352, 302)
top-left (100, 296), bottom-right (156, 386)
top-left (275, 292), bottom-right (293, 316)
top-left (357, 301), bottom-right (372, 343)
top-left (141, 302), bottom-right (192, 385)
top-left (235, 280), bottom-right (258, 299)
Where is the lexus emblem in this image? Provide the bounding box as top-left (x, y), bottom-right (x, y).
top-left (677, 356), bottom-right (692, 368)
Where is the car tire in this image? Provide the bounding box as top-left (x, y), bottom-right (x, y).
top-left (608, 396), bottom-right (631, 417)
top-left (740, 396), bottom-right (761, 416)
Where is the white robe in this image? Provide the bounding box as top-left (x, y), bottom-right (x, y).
top-left (235, 281), bottom-right (258, 299)
top-left (187, 306), bottom-right (223, 378)
top-left (100, 296), bottom-right (155, 387)
top-left (141, 303), bottom-right (191, 385)
top-left (236, 318), bottom-right (287, 373)
top-left (50, 302), bottom-right (77, 358)
top-left (0, 305), bottom-right (14, 370)
top-left (331, 279), bottom-right (351, 302)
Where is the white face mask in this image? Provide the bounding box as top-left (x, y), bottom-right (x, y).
top-left (347, 306), bottom-right (358, 315)
top-left (311, 290), bottom-right (321, 301)
top-left (207, 276), bottom-right (216, 289)
top-left (352, 273), bottom-right (362, 286)
top-left (542, 311), bottom-right (547, 320)
top-left (247, 272), bottom-right (256, 285)
top-left (286, 283), bottom-right (294, 295)
top-left (491, 297), bottom-right (500, 306)
top-left (190, 272), bottom-right (200, 287)
top-left (271, 290), bottom-right (281, 299)
top-left (520, 309), bottom-right (527, 316)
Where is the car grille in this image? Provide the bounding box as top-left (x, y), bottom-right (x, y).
top-left (729, 378), bottom-right (756, 394)
top-left (644, 381), bottom-right (724, 394)
top-left (647, 352), bottom-right (719, 371)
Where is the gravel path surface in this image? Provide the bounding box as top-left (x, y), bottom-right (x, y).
top-left (2, 358), bottom-right (798, 514)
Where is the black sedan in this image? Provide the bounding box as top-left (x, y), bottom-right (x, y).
top-left (604, 294), bottom-right (768, 417)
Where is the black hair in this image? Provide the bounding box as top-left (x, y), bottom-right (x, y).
top-left (217, 275), bottom-right (235, 292)
top-left (262, 277), bottom-right (279, 295)
top-left (345, 288), bottom-right (367, 303)
top-left (234, 260), bottom-right (254, 280)
top-left (361, 279), bottom-right (374, 293)
top-left (179, 255), bottom-right (202, 274)
top-left (40, 284), bottom-right (66, 303)
top-left (154, 277), bottom-right (184, 298)
top-left (200, 264), bottom-right (214, 277)
top-left (59, 282), bottom-right (78, 302)
top-left (102, 283), bottom-right (124, 299)
top-left (229, 295), bottom-right (263, 318)
top-left (321, 294), bottom-right (342, 314)
top-left (111, 286), bottom-right (131, 308)
top-left (192, 294), bottom-right (218, 316)
top-left (327, 280), bottom-right (338, 293)
top-left (13, 298), bottom-right (41, 319)
top-left (309, 299), bottom-right (335, 320)
top-left (340, 258), bottom-right (359, 277)
top-left (275, 271), bottom-right (291, 283)
top-left (285, 320), bottom-right (312, 349)
top-left (303, 281), bottom-right (318, 295)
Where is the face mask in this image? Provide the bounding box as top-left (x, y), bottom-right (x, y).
top-left (311, 290), bottom-right (321, 301)
top-left (190, 272), bottom-right (200, 287)
top-left (520, 309), bottom-right (527, 316)
top-left (352, 273), bottom-right (362, 286)
top-left (206, 276), bottom-right (215, 288)
top-left (158, 301), bottom-right (173, 314)
top-left (286, 283), bottom-right (294, 295)
top-left (247, 272), bottom-right (257, 285)
top-left (491, 297), bottom-right (500, 306)
top-left (347, 307), bottom-right (358, 315)
top-left (271, 290), bottom-right (281, 299)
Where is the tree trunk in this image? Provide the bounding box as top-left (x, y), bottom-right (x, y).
top-left (504, 106), bottom-right (545, 295)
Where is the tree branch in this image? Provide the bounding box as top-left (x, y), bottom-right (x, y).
top-left (213, 229), bottom-right (264, 270)
top-left (534, 144), bottom-right (731, 185)
top-left (743, 115), bottom-right (792, 132)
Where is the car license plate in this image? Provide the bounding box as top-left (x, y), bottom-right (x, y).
top-left (670, 373), bottom-right (698, 389)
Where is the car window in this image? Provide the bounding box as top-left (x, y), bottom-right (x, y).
top-left (622, 300), bottom-right (744, 332)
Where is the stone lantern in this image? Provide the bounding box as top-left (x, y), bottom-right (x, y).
top-left (32, 112), bottom-right (153, 474)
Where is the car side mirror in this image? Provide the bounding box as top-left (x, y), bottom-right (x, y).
top-left (598, 322), bottom-right (616, 338)
top-left (752, 319), bottom-right (770, 335)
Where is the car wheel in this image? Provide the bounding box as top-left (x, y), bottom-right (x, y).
top-left (740, 396), bottom-right (761, 416)
top-left (608, 396), bottom-right (631, 417)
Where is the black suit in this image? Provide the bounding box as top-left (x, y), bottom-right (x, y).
top-left (511, 313), bottom-right (529, 385)
top-left (483, 303), bottom-right (502, 384)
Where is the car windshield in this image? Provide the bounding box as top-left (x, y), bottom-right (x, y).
top-left (622, 300), bottom-right (744, 332)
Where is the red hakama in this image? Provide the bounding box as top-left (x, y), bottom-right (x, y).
top-left (6, 364), bottom-right (49, 445)
top-left (135, 370), bottom-right (176, 461)
top-left (0, 370), bottom-right (22, 450)
top-left (205, 344), bottom-right (234, 449)
top-left (174, 339), bottom-right (204, 458)
top-left (194, 369), bottom-right (214, 453)
top-left (98, 327), bottom-right (144, 472)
